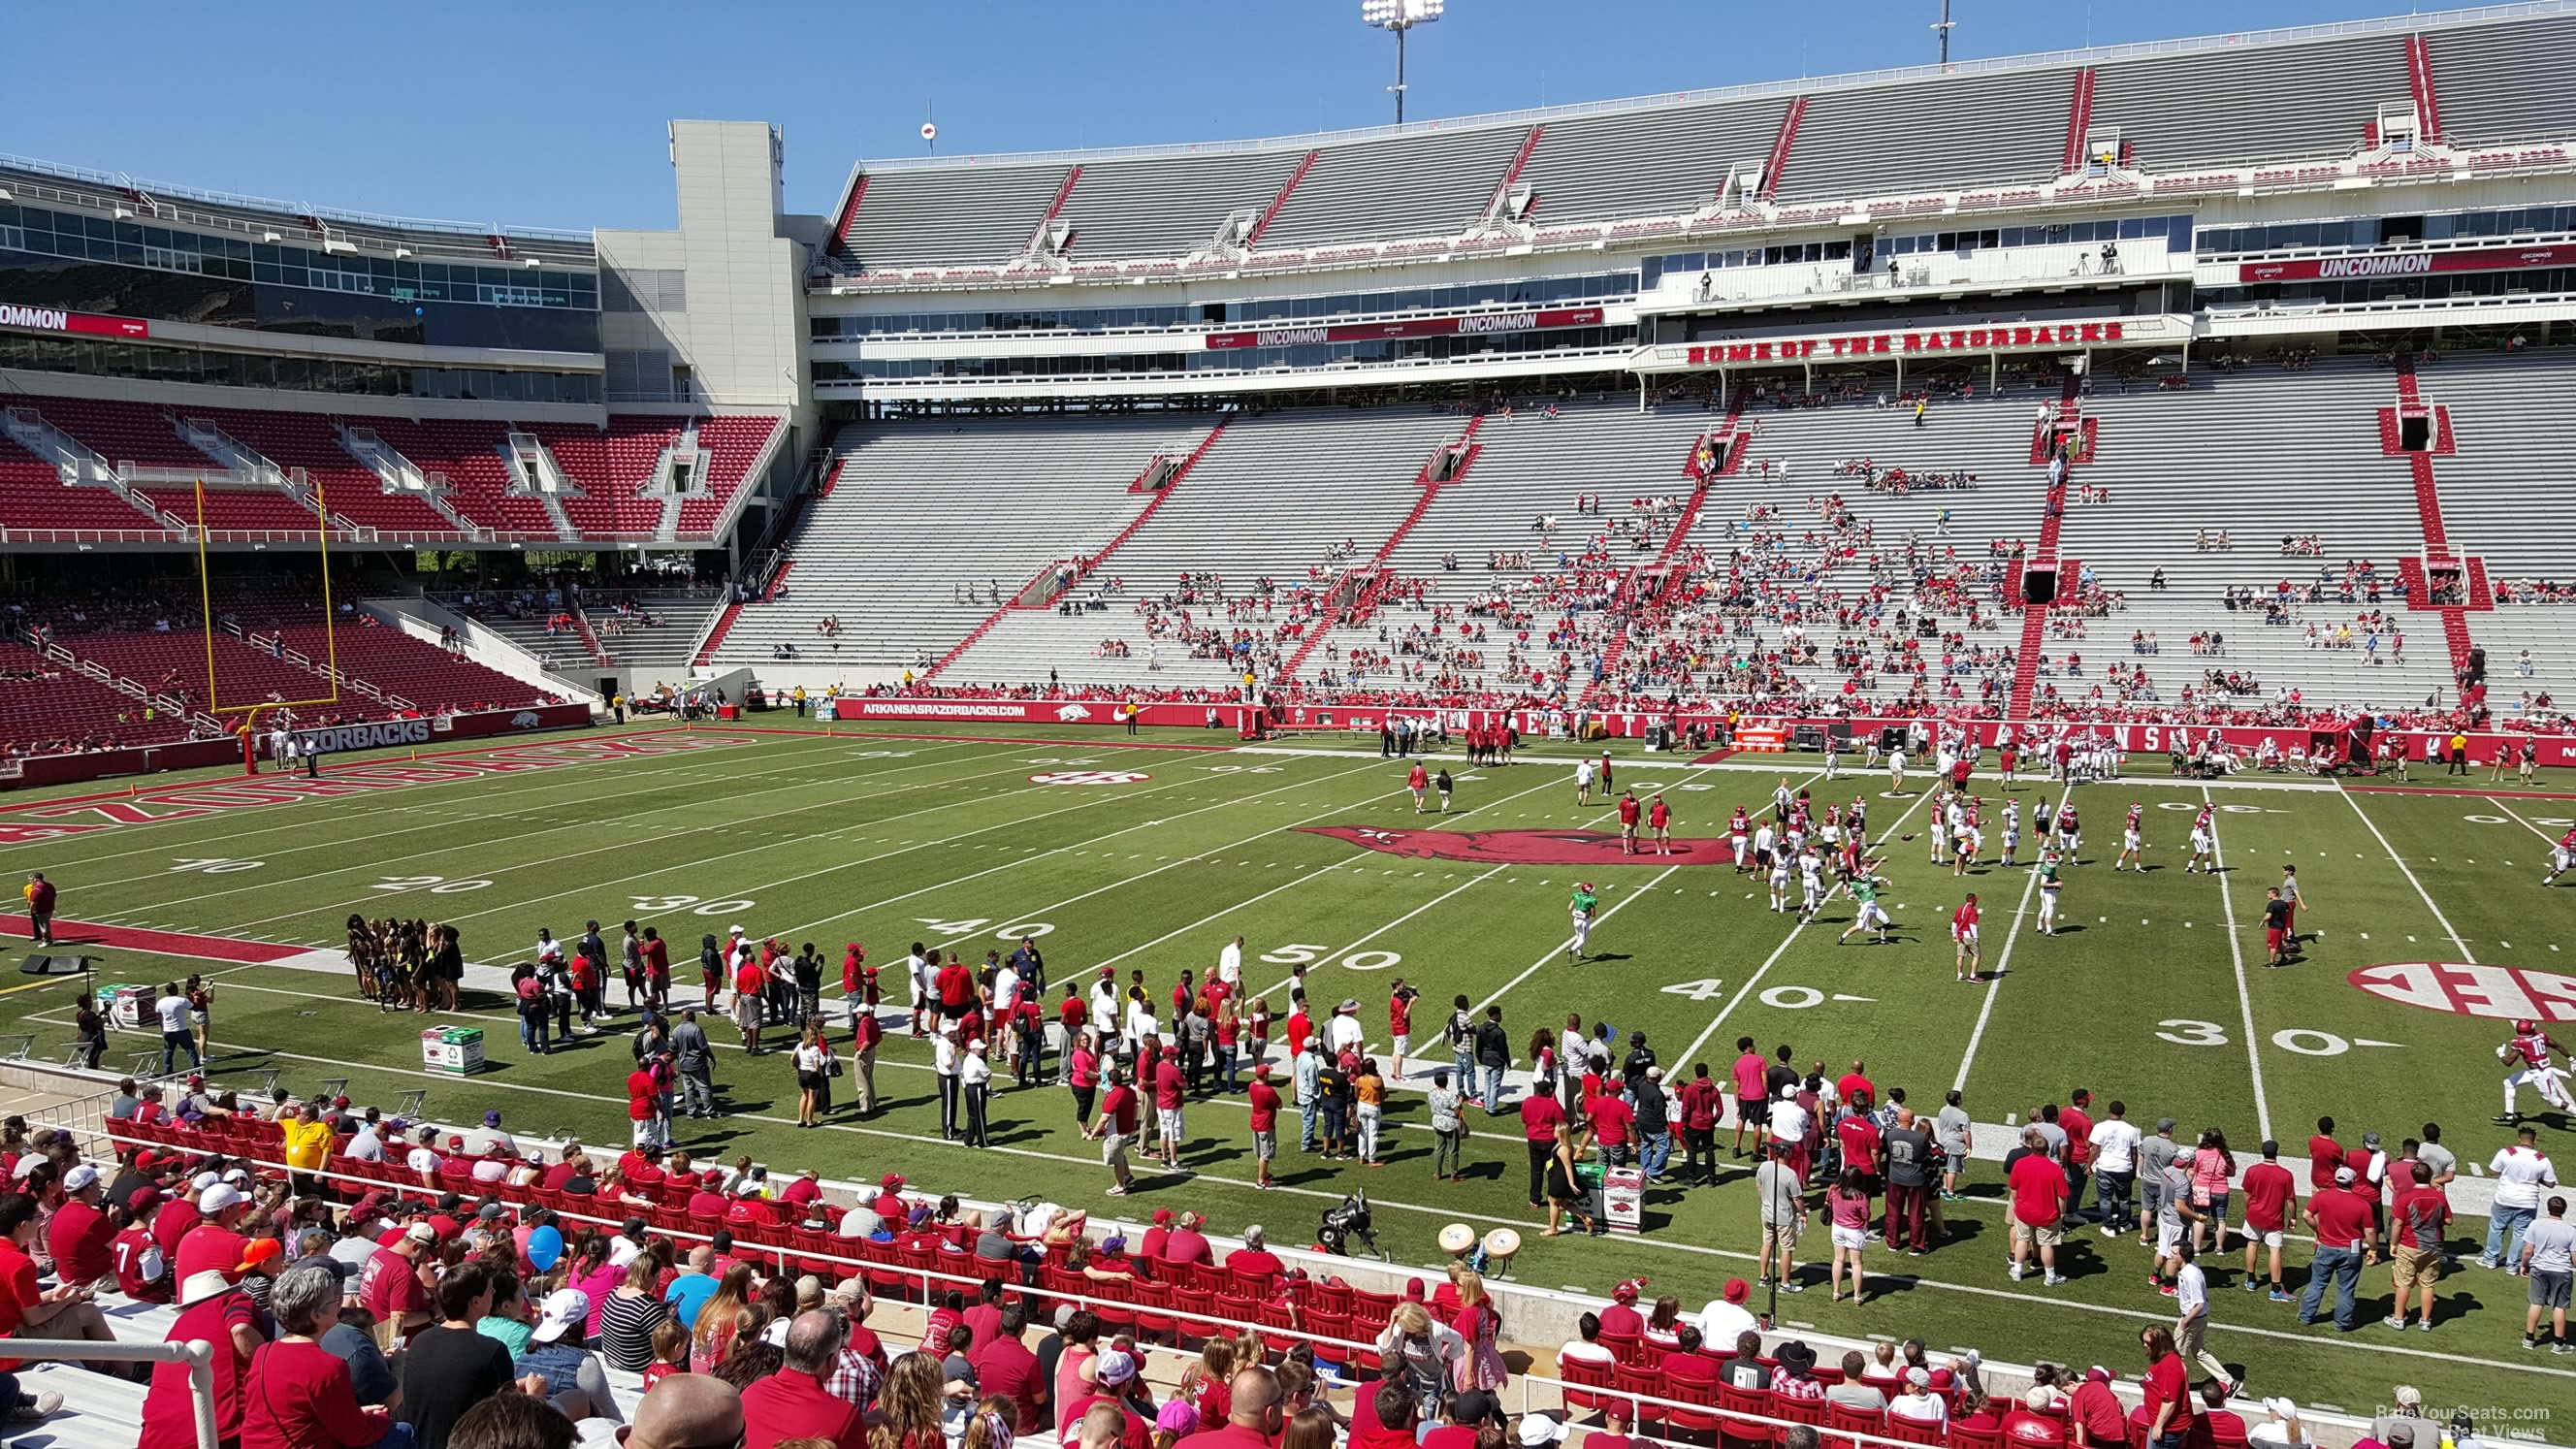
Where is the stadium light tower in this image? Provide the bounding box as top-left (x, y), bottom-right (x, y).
top-left (1362, 0), bottom-right (1442, 125)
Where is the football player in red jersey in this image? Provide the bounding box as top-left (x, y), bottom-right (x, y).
top-left (1728, 806), bottom-right (1752, 872)
top-left (2497, 1018), bottom-right (2569, 1125)
top-left (2114, 802), bottom-right (2145, 871)
top-left (1951, 894), bottom-right (1981, 983)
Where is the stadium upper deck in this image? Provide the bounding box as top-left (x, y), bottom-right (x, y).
top-left (818, 4), bottom-right (2576, 291)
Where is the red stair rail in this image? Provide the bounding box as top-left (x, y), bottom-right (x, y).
top-left (1245, 152), bottom-right (1318, 248)
top-left (1276, 418), bottom-right (1485, 682)
top-left (2061, 69), bottom-right (2098, 174)
top-left (829, 176), bottom-right (870, 256)
top-left (2406, 34), bottom-right (2444, 144)
top-left (692, 602), bottom-right (742, 667)
top-left (1484, 125), bottom-right (1546, 222)
top-left (1581, 410), bottom-right (1738, 703)
top-left (2004, 376), bottom-right (2084, 720)
top-left (1761, 98), bottom-right (1808, 201)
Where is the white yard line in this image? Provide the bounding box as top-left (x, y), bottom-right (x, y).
top-left (2336, 781), bottom-right (2476, 962)
top-left (2202, 785), bottom-right (2273, 1143)
top-left (1949, 855), bottom-right (2045, 1095)
top-left (2484, 795), bottom-right (2561, 846)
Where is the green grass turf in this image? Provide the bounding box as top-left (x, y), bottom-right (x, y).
top-left (5, 720), bottom-right (2575, 1420)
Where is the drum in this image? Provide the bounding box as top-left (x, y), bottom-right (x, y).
top-left (1437, 1223), bottom-right (1476, 1258)
top-left (1481, 1227), bottom-right (1522, 1278)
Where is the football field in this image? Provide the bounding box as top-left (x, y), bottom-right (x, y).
top-left (2, 720), bottom-right (2572, 1423)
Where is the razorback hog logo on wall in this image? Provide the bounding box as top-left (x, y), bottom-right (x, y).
top-left (1300, 826), bottom-right (1737, 866)
top-left (2348, 962), bottom-right (2576, 1021)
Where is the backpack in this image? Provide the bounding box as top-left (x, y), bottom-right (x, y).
top-left (1444, 1012), bottom-right (1471, 1049)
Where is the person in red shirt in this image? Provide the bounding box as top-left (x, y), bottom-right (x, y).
top-left (1617, 789), bottom-right (1643, 854)
top-left (2064, 1367), bottom-right (2125, 1448)
top-left (1952, 895), bottom-right (1982, 982)
top-left (1587, 1088), bottom-right (1635, 1168)
top-left (970, 1300), bottom-right (1046, 1432)
top-left (175, 1184), bottom-right (254, 1286)
top-left (1407, 761), bottom-right (1431, 813)
top-left (1283, 1003), bottom-right (1314, 1060)
top-left (2007, 1129), bottom-right (2072, 1285)
top-left (1387, 983), bottom-right (1415, 1076)
top-left (1834, 1061), bottom-right (1877, 1107)
top-left (733, 955), bottom-right (769, 1053)
top-left (2238, 1141), bottom-right (2298, 1302)
top-left (936, 954), bottom-right (975, 1023)
top-left (1678, 1064), bottom-right (1722, 1185)
top-left (1647, 794), bottom-right (1672, 856)
top-left (2137, 1326), bottom-right (2194, 1449)
top-left (1151, 1048), bottom-right (1187, 1170)
top-left (46, 1167), bottom-right (116, 1288)
top-left (1246, 1063), bottom-right (1283, 1188)
top-left (741, 1310), bottom-right (867, 1449)
top-left (112, 1188), bottom-right (172, 1303)
top-left (358, 1223), bottom-right (435, 1345)
top-left (1223, 1229), bottom-right (1282, 1295)
top-left (1836, 1106), bottom-right (1883, 1192)
top-left (2387, 1158), bottom-right (2452, 1331)
top-left (627, 1068), bottom-right (662, 1150)
top-left (1084, 1068), bottom-right (1141, 1196)
top-left (687, 1169), bottom-right (729, 1221)
top-left (641, 926), bottom-right (672, 1009)
top-left (2305, 1116), bottom-right (2343, 1191)
top-left (141, 1269), bottom-right (258, 1449)
top-left (1730, 1041), bottom-right (1769, 1156)
top-left (1520, 1090), bottom-right (1567, 1208)
top-left (2300, 1167), bottom-right (2374, 1331)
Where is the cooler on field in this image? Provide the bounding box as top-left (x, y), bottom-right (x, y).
top-left (421, 1026), bottom-right (484, 1076)
top-left (99, 983), bottom-right (151, 1030)
top-left (1602, 1166), bottom-right (1645, 1234)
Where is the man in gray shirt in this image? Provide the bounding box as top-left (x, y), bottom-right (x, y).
top-left (1884, 1108), bottom-right (1935, 1254)
top-left (671, 1010), bottom-right (718, 1118)
top-left (1824, 1350), bottom-right (1884, 1410)
top-left (2137, 1117), bottom-right (2181, 1249)
top-left (1756, 1143), bottom-right (1807, 1291)
top-left (2415, 1123), bottom-right (2458, 1188)
top-left (1935, 1090), bottom-right (1973, 1200)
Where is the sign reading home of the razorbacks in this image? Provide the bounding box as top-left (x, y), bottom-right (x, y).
top-left (290, 719), bottom-right (434, 756)
top-left (1663, 319), bottom-right (2149, 370)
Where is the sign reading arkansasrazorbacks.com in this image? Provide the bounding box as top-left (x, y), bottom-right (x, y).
top-left (290, 719), bottom-right (434, 757)
top-left (2348, 961), bottom-right (2576, 1021)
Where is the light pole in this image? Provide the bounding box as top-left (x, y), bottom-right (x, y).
top-left (1362, 0), bottom-right (1443, 125)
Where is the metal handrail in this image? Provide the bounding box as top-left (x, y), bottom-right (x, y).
top-left (15, 1337), bottom-right (216, 1449)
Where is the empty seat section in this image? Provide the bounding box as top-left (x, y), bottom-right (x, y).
top-left (363, 419), bottom-right (558, 535)
top-left (714, 415), bottom-right (1205, 669)
top-left (189, 408), bottom-right (459, 534)
top-left (268, 623), bottom-right (546, 712)
top-left (132, 486), bottom-right (329, 533)
top-left (0, 640), bottom-right (193, 752)
top-left (530, 419), bottom-right (680, 535)
top-left (1255, 126), bottom-right (1530, 249)
top-left (2089, 33), bottom-right (2401, 175)
top-left (1514, 98), bottom-right (1791, 226)
top-left (1058, 149), bottom-right (1309, 260)
top-left (34, 398), bottom-right (209, 470)
top-left (2425, 15), bottom-right (2576, 148)
top-left (840, 163), bottom-right (1069, 270)
top-left (1772, 68), bottom-right (2073, 205)
top-left (0, 435), bottom-right (168, 531)
top-left (684, 416), bottom-right (780, 535)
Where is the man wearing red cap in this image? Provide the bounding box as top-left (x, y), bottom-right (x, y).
top-left (2066, 1368), bottom-right (2126, 1448)
top-left (112, 1188), bottom-right (172, 1302)
top-left (1598, 1278), bottom-right (1646, 1339)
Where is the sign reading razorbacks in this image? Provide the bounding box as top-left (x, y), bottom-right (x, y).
top-left (291, 719), bottom-right (435, 756)
top-left (1300, 825), bottom-right (1735, 865)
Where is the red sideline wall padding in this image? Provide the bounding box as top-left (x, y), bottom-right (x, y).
top-left (824, 697), bottom-right (2393, 760)
top-left (2, 702), bottom-right (596, 791)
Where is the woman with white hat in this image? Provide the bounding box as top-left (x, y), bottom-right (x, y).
top-left (140, 1261), bottom-right (261, 1447)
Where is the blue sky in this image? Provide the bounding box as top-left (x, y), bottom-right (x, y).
top-left (8, 1), bottom-right (2419, 233)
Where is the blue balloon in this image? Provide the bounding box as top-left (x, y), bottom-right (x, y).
top-left (526, 1225), bottom-right (564, 1272)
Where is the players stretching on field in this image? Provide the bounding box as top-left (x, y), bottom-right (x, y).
top-left (1835, 868), bottom-right (1893, 946)
top-left (2034, 849), bottom-right (2065, 936)
top-left (2185, 804), bottom-right (2216, 873)
top-left (1952, 894), bottom-right (1981, 982)
top-left (2114, 801), bottom-right (2145, 871)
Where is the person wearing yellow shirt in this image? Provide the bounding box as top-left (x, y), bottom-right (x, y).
top-left (278, 1102), bottom-right (338, 1197)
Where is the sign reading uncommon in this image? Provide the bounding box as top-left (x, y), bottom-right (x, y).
top-left (291, 719), bottom-right (433, 757)
top-left (0, 305), bottom-right (151, 339)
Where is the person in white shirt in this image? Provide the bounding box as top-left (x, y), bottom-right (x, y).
top-left (2482, 1126), bottom-right (2560, 1271)
top-left (153, 985), bottom-right (200, 1074)
top-left (1698, 1279), bottom-right (1760, 1345)
top-left (1888, 1368), bottom-right (1947, 1425)
top-left (1089, 975), bottom-right (1122, 1039)
top-left (905, 943), bottom-right (934, 1036)
top-left (991, 963), bottom-right (1021, 1016)
top-left (1217, 936), bottom-right (1244, 987)
top-left (1327, 1001), bottom-right (1364, 1057)
top-left (1573, 758), bottom-right (1595, 805)
top-left (402, 1126), bottom-right (441, 1182)
top-left (960, 1038), bottom-right (993, 1148)
top-left (2088, 1103), bottom-right (2144, 1237)
top-left (1768, 1082), bottom-right (1811, 1153)
top-left (470, 1144), bottom-right (512, 1184)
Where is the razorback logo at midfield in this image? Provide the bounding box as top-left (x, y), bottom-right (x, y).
top-left (1300, 825), bottom-right (1736, 865)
